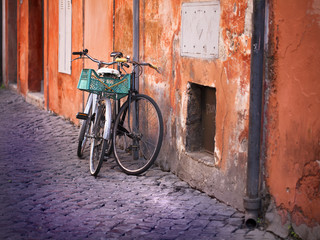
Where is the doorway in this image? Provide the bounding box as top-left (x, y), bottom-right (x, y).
top-left (5, 0), bottom-right (17, 86)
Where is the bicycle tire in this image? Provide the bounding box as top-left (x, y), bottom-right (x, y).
top-left (77, 108), bottom-right (92, 158)
top-left (89, 103), bottom-right (107, 176)
top-left (113, 94), bottom-right (163, 175)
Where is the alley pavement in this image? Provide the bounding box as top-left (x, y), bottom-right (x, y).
top-left (0, 89), bottom-right (280, 239)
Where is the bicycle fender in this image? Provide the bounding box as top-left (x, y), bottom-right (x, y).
top-left (103, 98), bottom-right (112, 140)
top-left (84, 93), bottom-right (93, 114)
top-left (92, 94), bottom-right (98, 116)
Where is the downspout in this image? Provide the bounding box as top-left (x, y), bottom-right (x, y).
top-left (133, 0), bottom-right (139, 91)
top-left (132, 0), bottom-right (140, 160)
top-left (82, 0), bottom-right (85, 111)
top-left (46, 0), bottom-right (49, 110)
top-left (113, 0), bottom-right (115, 52)
top-left (243, 0), bottom-right (266, 228)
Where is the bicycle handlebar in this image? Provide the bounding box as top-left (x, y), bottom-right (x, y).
top-left (72, 49), bottom-right (88, 56)
top-left (72, 49), bottom-right (160, 73)
top-left (115, 58), bottom-right (160, 73)
top-left (72, 51), bottom-right (83, 56)
top-left (72, 49), bottom-right (115, 66)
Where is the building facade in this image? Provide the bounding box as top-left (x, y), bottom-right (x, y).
top-left (2, 0), bottom-right (320, 239)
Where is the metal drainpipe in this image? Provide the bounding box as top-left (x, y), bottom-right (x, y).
top-left (243, 0), bottom-right (266, 228)
top-left (46, 0), bottom-right (49, 110)
top-left (133, 0), bottom-right (139, 91)
top-left (132, 0), bottom-right (140, 160)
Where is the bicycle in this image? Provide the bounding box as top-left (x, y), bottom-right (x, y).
top-left (72, 49), bottom-right (163, 176)
top-left (75, 50), bottom-right (122, 160)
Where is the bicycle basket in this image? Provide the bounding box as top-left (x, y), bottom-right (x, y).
top-left (77, 69), bottom-right (130, 100)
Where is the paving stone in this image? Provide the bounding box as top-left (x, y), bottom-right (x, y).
top-left (228, 216), bottom-right (245, 226)
top-left (0, 89), bottom-right (281, 240)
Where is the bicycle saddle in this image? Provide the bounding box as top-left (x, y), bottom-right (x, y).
top-left (97, 68), bottom-right (121, 78)
top-left (110, 52), bottom-right (123, 58)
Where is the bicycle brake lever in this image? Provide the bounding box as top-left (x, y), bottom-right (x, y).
top-left (155, 67), bottom-right (162, 74)
top-left (150, 64), bottom-right (161, 74)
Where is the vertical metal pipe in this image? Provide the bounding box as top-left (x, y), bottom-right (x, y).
top-left (244, 0), bottom-right (266, 228)
top-left (113, 0), bottom-right (115, 51)
top-left (46, 0), bottom-right (49, 110)
top-left (132, 0), bottom-right (140, 159)
top-left (82, 0), bottom-right (85, 111)
top-left (133, 0), bottom-right (139, 91)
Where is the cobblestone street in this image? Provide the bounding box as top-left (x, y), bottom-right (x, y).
top-left (0, 89), bottom-right (279, 239)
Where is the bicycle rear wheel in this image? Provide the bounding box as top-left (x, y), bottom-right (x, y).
top-left (90, 103), bottom-right (108, 176)
top-left (113, 94), bottom-right (163, 175)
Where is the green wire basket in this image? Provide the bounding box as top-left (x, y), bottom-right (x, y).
top-left (77, 69), bottom-right (130, 100)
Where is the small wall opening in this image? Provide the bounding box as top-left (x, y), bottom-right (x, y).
top-left (186, 83), bottom-right (216, 157)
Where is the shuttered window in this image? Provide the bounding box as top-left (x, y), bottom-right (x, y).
top-left (58, 0), bottom-right (72, 74)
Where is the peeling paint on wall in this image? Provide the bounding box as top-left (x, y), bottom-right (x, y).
top-left (115, 0), bottom-right (252, 209)
top-left (264, 0), bottom-right (320, 237)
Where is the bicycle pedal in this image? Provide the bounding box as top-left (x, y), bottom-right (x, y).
top-left (76, 112), bottom-right (88, 120)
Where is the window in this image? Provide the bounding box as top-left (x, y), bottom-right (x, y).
top-left (58, 0), bottom-right (72, 74)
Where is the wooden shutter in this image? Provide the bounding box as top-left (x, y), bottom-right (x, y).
top-left (58, 0), bottom-right (72, 74)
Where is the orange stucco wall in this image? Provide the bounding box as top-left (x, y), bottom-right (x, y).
top-left (114, 0), bottom-right (253, 209)
top-left (17, 0), bottom-right (28, 95)
top-left (265, 0), bottom-right (320, 228)
top-left (44, 0), bottom-right (83, 122)
top-left (43, 0), bottom-right (113, 123)
top-left (84, 0), bottom-right (113, 69)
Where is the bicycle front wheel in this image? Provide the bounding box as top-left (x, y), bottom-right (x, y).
top-left (90, 103), bottom-right (107, 176)
top-left (77, 108), bottom-right (92, 158)
top-left (113, 94), bottom-right (163, 175)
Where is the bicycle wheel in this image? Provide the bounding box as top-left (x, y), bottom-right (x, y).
top-left (113, 94), bottom-right (163, 175)
top-left (77, 108), bottom-right (92, 158)
top-left (89, 103), bottom-right (108, 176)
